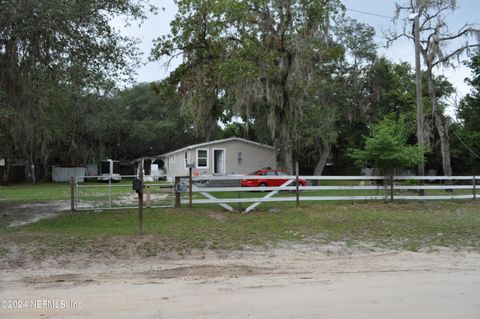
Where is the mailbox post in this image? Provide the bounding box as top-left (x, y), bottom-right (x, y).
top-left (133, 163), bottom-right (144, 236)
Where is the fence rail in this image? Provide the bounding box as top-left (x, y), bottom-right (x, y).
top-left (69, 174), bottom-right (478, 213)
top-left (192, 175), bottom-right (479, 180)
top-left (178, 175), bottom-right (478, 212)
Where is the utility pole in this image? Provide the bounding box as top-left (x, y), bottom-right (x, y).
top-left (411, 12), bottom-right (425, 195)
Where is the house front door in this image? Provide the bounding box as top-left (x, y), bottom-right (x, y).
top-left (213, 149), bottom-right (226, 175)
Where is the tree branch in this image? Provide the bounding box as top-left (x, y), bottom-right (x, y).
top-left (386, 32), bottom-right (413, 47)
top-left (438, 25), bottom-right (480, 42)
top-left (419, 4), bottom-right (452, 30)
top-left (432, 44), bottom-right (480, 68)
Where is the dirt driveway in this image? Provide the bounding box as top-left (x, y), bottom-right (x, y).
top-left (1, 248), bottom-right (479, 318)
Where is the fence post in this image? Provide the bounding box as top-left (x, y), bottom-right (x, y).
top-left (295, 161), bottom-right (300, 208)
top-left (189, 167), bottom-right (193, 208)
top-left (108, 177), bottom-right (112, 208)
top-left (474, 176), bottom-right (477, 200)
top-left (139, 164), bottom-right (144, 236)
top-left (390, 173), bottom-right (394, 202)
top-left (238, 189), bottom-right (242, 212)
top-left (383, 175), bottom-right (387, 201)
top-left (70, 176), bottom-right (75, 212)
top-left (419, 176), bottom-right (424, 196)
top-left (146, 185), bottom-right (151, 208)
top-left (174, 176), bottom-right (181, 208)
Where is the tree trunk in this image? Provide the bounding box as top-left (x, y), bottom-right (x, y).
top-left (42, 162), bottom-right (49, 182)
top-left (273, 87), bottom-right (294, 173)
top-left (274, 126), bottom-right (293, 174)
top-left (313, 139), bottom-right (330, 176)
top-left (426, 73), bottom-right (453, 177)
top-left (2, 157), bottom-right (10, 186)
top-left (30, 151), bottom-right (36, 184)
top-left (434, 111), bottom-right (452, 175)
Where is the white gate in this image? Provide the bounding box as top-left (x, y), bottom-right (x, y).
top-left (72, 175), bottom-right (175, 211)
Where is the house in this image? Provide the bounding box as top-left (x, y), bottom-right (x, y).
top-left (159, 137), bottom-right (275, 177)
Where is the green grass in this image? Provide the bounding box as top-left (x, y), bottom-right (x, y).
top-left (0, 182), bottom-right (71, 202)
top-left (1, 181), bottom-right (479, 261)
top-left (2, 201), bottom-right (479, 261)
top-left (0, 180), bottom-right (171, 203)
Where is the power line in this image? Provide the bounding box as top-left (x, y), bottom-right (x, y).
top-left (451, 127), bottom-right (480, 159)
top-left (346, 8), bottom-right (394, 20)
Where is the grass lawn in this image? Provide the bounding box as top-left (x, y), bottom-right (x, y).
top-left (1, 181), bottom-right (479, 262)
top-left (0, 180), bottom-right (171, 203)
top-left (0, 182), bottom-right (72, 202)
top-left (1, 201), bottom-right (479, 261)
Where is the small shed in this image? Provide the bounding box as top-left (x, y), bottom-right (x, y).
top-left (52, 166), bottom-right (87, 182)
top-left (0, 158), bottom-right (27, 183)
top-left (159, 137), bottom-right (275, 177)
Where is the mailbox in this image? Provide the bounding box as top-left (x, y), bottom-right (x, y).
top-left (132, 178), bottom-right (143, 193)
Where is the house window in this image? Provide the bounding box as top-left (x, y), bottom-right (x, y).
top-left (171, 155), bottom-right (175, 163)
top-left (184, 151), bottom-right (188, 168)
top-left (237, 152), bottom-right (242, 164)
top-left (196, 149), bottom-right (208, 168)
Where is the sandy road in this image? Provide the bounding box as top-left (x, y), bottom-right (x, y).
top-left (1, 249), bottom-right (479, 318)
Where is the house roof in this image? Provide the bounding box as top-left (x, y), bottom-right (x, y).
top-left (159, 137), bottom-right (274, 158)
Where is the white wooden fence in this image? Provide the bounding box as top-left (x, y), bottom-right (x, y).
top-left (178, 175), bottom-right (478, 212)
top-left (68, 174), bottom-right (478, 213)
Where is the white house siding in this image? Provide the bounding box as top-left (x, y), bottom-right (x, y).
top-left (222, 139), bottom-right (275, 175)
top-left (162, 139), bottom-right (275, 177)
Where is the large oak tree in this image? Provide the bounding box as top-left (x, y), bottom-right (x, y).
top-left (152, 0), bottom-right (343, 173)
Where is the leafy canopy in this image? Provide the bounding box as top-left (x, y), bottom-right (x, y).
top-left (151, 0), bottom-right (345, 172)
top-left (0, 0), bottom-right (150, 168)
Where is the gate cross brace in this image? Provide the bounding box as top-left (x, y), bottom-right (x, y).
top-left (200, 192), bottom-right (235, 212)
top-left (244, 179), bottom-right (295, 213)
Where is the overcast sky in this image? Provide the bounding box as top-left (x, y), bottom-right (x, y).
top-left (113, 0), bottom-right (480, 114)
